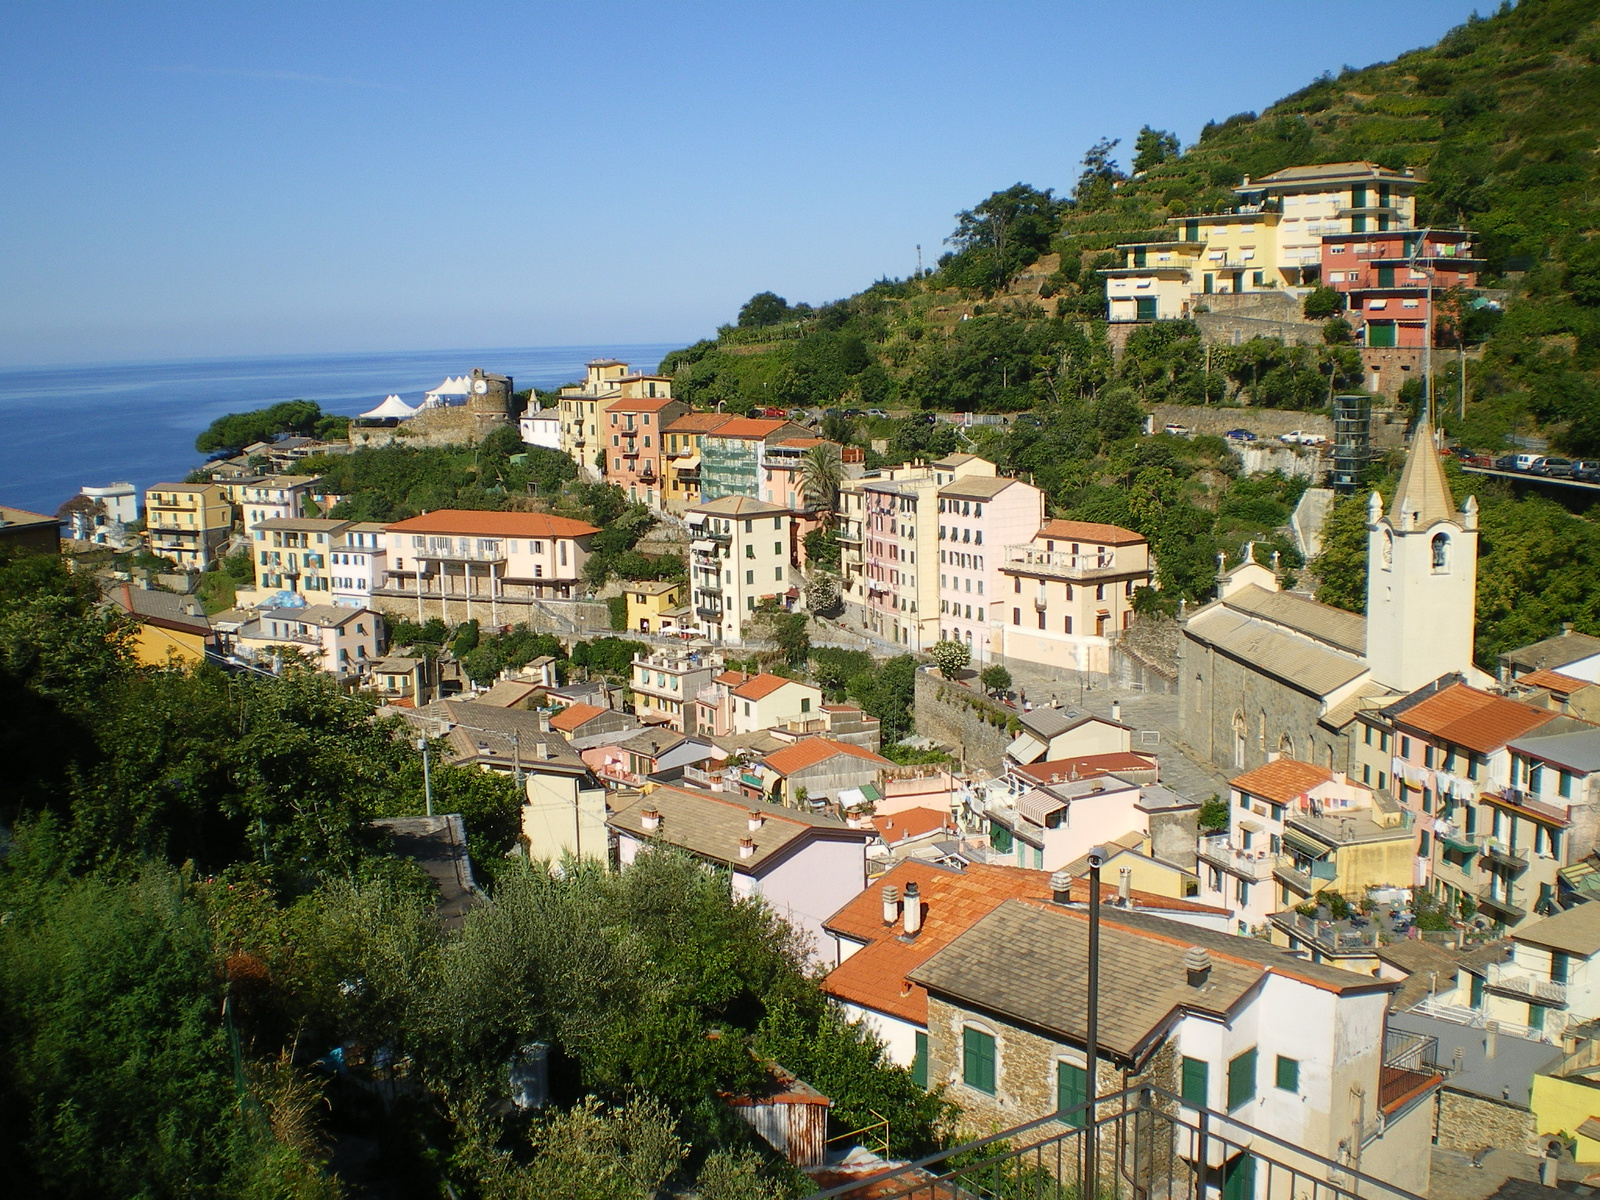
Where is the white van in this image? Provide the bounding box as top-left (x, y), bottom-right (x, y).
top-left (1513, 453), bottom-right (1541, 472)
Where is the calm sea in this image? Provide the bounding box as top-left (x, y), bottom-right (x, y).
top-left (0, 345), bottom-right (679, 516)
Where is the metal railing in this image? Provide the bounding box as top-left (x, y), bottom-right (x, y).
top-left (805, 1084), bottom-right (1427, 1200)
top-left (1196, 835), bottom-right (1275, 881)
top-left (1270, 910), bottom-right (1382, 952)
top-left (1486, 961), bottom-right (1567, 1006)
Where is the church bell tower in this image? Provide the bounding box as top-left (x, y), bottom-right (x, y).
top-left (1364, 417), bottom-right (1478, 693)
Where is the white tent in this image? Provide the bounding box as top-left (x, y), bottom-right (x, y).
top-left (424, 374), bottom-right (472, 407)
top-left (358, 394), bottom-right (420, 420)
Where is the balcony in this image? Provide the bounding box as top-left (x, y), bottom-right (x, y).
top-left (1479, 841), bottom-right (1529, 874)
top-left (412, 543), bottom-right (507, 563)
top-left (1197, 834), bottom-right (1275, 881)
top-left (1477, 888), bottom-right (1527, 924)
top-left (1270, 910), bottom-right (1381, 955)
top-left (1004, 545), bottom-right (1119, 580)
top-left (1273, 858), bottom-right (1314, 894)
top-left (694, 602), bottom-right (723, 620)
top-left (1485, 961), bottom-right (1567, 1007)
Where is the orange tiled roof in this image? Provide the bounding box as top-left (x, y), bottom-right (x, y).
top-left (731, 672), bottom-right (797, 701)
top-left (1396, 683), bottom-right (1559, 754)
top-left (386, 509), bottom-right (600, 538)
top-left (663, 412), bottom-right (737, 434)
top-left (1230, 757), bottom-right (1335, 804)
top-left (822, 861), bottom-right (1056, 1024)
top-left (604, 396), bottom-right (679, 413)
top-left (871, 807), bottom-right (953, 845)
top-left (1519, 669), bottom-right (1596, 696)
top-left (1037, 519), bottom-right (1145, 546)
top-left (549, 702), bottom-right (608, 732)
top-left (705, 418), bottom-right (792, 440)
top-left (763, 737), bottom-right (890, 777)
top-left (1014, 752), bottom-right (1156, 784)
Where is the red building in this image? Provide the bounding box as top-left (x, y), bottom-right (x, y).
top-left (1320, 228), bottom-right (1483, 349)
top-left (603, 393), bottom-right (688, 510)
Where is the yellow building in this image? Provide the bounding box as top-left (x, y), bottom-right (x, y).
top-left (625, 579), bottom-right (685, 634)
top-left (1273, 794), bottom-right (1414, 911)
top-left (143, 482), bottom-right (233, 569)
top-left (105, 583), bottom-right (214, 666)
top-left (1533, 1058), bottom-right (1600, 1162)
top-left (557, 358), bottom-right (674, 477)
top-left (661, 411), bottom-right (736, 513)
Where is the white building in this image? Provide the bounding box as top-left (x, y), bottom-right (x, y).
top-left (231, 604), bottom-right (383, 680)
top-left (608, 786), bottom-right (872, 963)
top-left (65, 481), bottom-right (139, 546)
top-left (330, 522), bottom-right (388, 609)
top-left (685, 496), bottom-right (798, 645)
top-left (520, 403), bottom-right (563, 451)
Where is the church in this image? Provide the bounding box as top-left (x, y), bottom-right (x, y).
top-left (1178, 419), bottom-right (1489, 776)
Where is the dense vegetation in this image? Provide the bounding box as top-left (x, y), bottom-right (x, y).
top-left (196, 399), bottom-right (350, 455)
top-left (0, 548), bottom-right (947, 1196)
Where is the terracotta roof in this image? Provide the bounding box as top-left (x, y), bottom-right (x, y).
top-left (702, 417), bottom-right (789, 439)
top-left (1389, 418), bottom-right (1458, 529)
top-left (822, 861), bottom-right (1056, 1024)
top-left (763, 737), bottom-right (890, 777)
top-left (689, 495), bottom-right (789, 517)
top-left (714, 670), bottom-right (752, 687)
top-left (871, 807), bottom-right (953, 846)
top-left (732, 672), bottom-right (799, 701)
top-left (773, 436), bottom-right (828, 450)
top-left (604, 396), bottom-right (679, 414)
top-left (608, 785), bottom-right (868, 872)
top-left (1519, 669), bottom-right (1597, 696)
top-left (1013, 753), bottom-right (1157, 785)
top-left (385, 509), bottom-right (600, 538)
top-left (549, 702), bottom-right (609, 732)
top-left (663, 412), bottom-right (737, 434)
top-left (1230, 758), bottom-right (1335, 804)
top-left (1037, 519), bottom-right (1145, 546)
top-left (1394, 683), bottom-right (1558, 754)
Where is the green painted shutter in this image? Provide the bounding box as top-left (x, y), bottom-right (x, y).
top-left (963, 1027), bottom-right (995, 1094)
top-left (1227, 1047), bottom-right (1257, 1110)
top-left (1275, 1056), bottom-right (1299, 1093)
top-left (1377, 266), bottom-right (1395, 287)
top-left (1136, 297), bottom-right (1157, 320)
top-left (1471, 973), bottom-right (1485, 1008)
top-left (1222, 1152), bottom-right (1256, 1200)
top-left (912, 1032), bottom-right (928, 1089)
top-left (1057, 1061), bottom-right (1088, 1126)
top-left (1368, 322), bottom-right (1396, 348)
top-left (1181, 1057), bottom-right (1209, 1107)
top-left (1134, 246), bottom-right (1148, 268)
top-left (1185, 220), bottom-right (1200, 243)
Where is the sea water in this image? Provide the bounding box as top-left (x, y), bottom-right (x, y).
top-left (0, 344), bottom-right (679, 515)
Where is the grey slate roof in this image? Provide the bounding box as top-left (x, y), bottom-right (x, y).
top-left (107, 584), bottom-right (211, 634)
top-left (1508, 725), bottom-right (1600, 774)
top-left (1185, 607), bottom-right (1369, 698)
top-left (608, 786), bottom-right (870, 872)
top-left (1513, 902), bottom-right (1600, 958)
top-left (937, 476), bottom-right (1023, 501)
top-left (1501, 629), bottom-right (1600, 673)
top-left (910, 900), bottom-right (1384, 1065)
top-left (1217, 584), bottom-right (1368, 656)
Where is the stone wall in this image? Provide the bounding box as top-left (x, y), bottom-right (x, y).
top-left (1195, 311), bottom-right (1324, 349)
top-left (913, 671), bottom-right (1016, 771)
top-left (1434, 1087), bottom-right (1538, 1157)
top-left (348, 405), bottom-right (511, 451)
top-left (1146, 404), bottom-right (1332, 443)
top-left (1359, 348), bottom-right (1426, 401)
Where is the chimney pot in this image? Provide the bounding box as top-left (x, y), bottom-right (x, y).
top-left (1111, 700), bottom-right (1122, 722)
top-left (738, 836), bottom-right (755, 859)
top-left (902, 881), bottom-right (923, 937)
top-left (1050, 870), bottom-right (1073, 904)
top-left (1118, 867), bottom-right (1133, 905)
top-left (538, 712), bottom-right (551, 733)
top-left (1486, 1021), bottom-right (1499, 1059)
top-left (882, 885), bottom-right (900, 925)
top-left (748, 809), bottom-right (764, 832)
top-left (641, 806), bottom-right (661, 832)
top-left (1184, 946), bottom-right (1212, 988)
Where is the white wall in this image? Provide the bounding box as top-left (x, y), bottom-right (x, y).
top-left (838, 1001), bottom-right (921, 1068)
top-left (759, 839), bottom-right (868, 965)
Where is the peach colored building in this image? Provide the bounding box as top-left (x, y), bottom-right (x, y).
top-left (603, 394), bottom-right (689, 509)
top-left (936, 475), bottom-right (1044, 664)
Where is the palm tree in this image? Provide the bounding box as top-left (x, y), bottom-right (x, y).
top-left (798, 443), bottom-right (844, 514)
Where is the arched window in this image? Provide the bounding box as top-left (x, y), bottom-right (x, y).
top-left (1432, 533), bottom-right (1450, 573)
top-left (1381, 529), bottom-right (1393, 570)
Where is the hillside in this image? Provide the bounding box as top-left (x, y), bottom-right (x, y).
top-left (661, 0), bottom-right (1600, 457)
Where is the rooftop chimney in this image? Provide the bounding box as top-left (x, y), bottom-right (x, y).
top-left (1184, 946), bottom-right (1212, 989)
top-left (1111, 700), bottom-right (1122, 723)
top-left (641, 806), bottom-right (661, 832)
top-left (1050, 869), bottom-right (1073, 905)
top-left (738, 837), bottom-right (755, 860)
top-left (882, 884), bottom-right (900, 926)
top-left (1486, 1021), bottom-right (1499, 1059)
top-left (902, 881), bottom-right (922, 937)
top-left (748, 810), bottom-right (764, 832)
top-left (535, 741), bottom-right (550, 760)
top-left (538, 712), bottom-right (552, 733)
top-left (1118, 868), bottom-right (1133, 905)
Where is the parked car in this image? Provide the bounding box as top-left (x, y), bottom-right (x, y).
top-left (1574, 461), bottom-right (1600, 483)
top-left (1163, 422), bottom-right (1193, 437)
top-left (866, 408), bottom-right (890, 419)
top-left (1280, 430), bottom-right (1327, 446)
top-left (1494, 454), bottom-right (1520, 471)
top-left (1512, 453), bottom-right (1541, 472)
top-left (1534, 457), bottom-right (1575, 478)
top-left (1224, 428), bottom-right (1258, 443)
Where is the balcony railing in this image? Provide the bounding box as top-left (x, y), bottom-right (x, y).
top-left (1477, 887), bottom-right (1527, 923)
top-left (1479, 841), bottom-right (1528, 873)
top-left (1485, 961), bottom-right (1567, 1006)
top-left (1270, 910), bottom-right (1381, 953)
top-left (412, 544), bottom-right (507, 563)
top-left (1004, 546), bottom-right (1120, 579)
top-left (1196, 835), bottom-right (1275, 881)
top-left (804, 1083), bottom-right (1428, 1200)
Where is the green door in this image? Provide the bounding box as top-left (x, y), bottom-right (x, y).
top-left (1133, 246), bottom-right (1148, 268)
top-left (1203, 274), bottom-right (1215, 294)
top-left (1530, 1003), bottom-right (1546, 1032)
top-left (1185, 220), bottom-right (1200, 243)
top-left (1352, 186), bottom-right (1367, 210)
top-left (1057, 1061), bottom-right (1088, 1126)
top-left (1353, 214), bottom-right (1367, 233)
top-left (1368, 322), bottom-right (1397, 348)
top-left (1377, 266), bottom-right (1395, 287)
top-left (1471, 973), bottom-right (1485, 1008)
top-left (1222, 1153), bottom-right (1256, 1200)
top-left (1231, 272), bottom-right (1244, 294)
top-left (1136, 297), bottom-right (1157, 321)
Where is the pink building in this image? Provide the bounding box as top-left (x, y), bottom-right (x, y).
top-left (936, 475), bottom-right (1043, 663)
top-left (1320, 228), bottom-right (1482, 349)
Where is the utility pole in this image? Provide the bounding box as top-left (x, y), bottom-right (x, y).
top-left (418, 736), bottom-right (433, 818)
top-left (916, 244), bottom-right (923, 277)
top-left (1084, 847), bottom-right (1105, 1199)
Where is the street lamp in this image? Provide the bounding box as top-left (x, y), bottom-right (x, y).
top-left (418, 736), bottom-right (433, 818)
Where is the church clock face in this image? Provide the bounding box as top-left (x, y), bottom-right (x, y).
top-left (473, 380), bottom-right (488, 394)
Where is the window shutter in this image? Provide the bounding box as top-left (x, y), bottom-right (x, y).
top-left (963, 1027), bottom-right (996, 1094)
top-left (1181, 1057), bottom-right (1209, 1107)
top-left (1057, 1061), bottom-right (1088, 1126)
top-left (1227, 1048), bottom-right (1257, 1110)
top-left (1275, 1055), bottom-right (1299, 1093)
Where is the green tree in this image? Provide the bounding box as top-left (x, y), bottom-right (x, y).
top-left (797, 442), bottom-right (845, 512)
top-left (1131, 126), bottom-right (1179, 173)
top-left (979, 663), bottom-right (1012, 697)
top-left (1313, 492), bottom-right (1374, 613)
top-left (943, 184), bottom-right (1062, 292)
top-left (1302, 286), bottom-right (1347, 320)
top-left (738, 291), bottom-right (792, 329)
top-left (1072, 137), bottom-right (1124, 210)
top-left (752, 606), bottom-right (811, 669)
top-left (195, 399), bottom-right (325, 455)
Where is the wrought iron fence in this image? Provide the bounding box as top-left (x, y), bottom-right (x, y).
top-left (805, 1084), bottom-right (1427, 1200)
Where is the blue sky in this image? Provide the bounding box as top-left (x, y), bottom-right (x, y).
top-left (0, 1), bottom-right (1488, 366)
